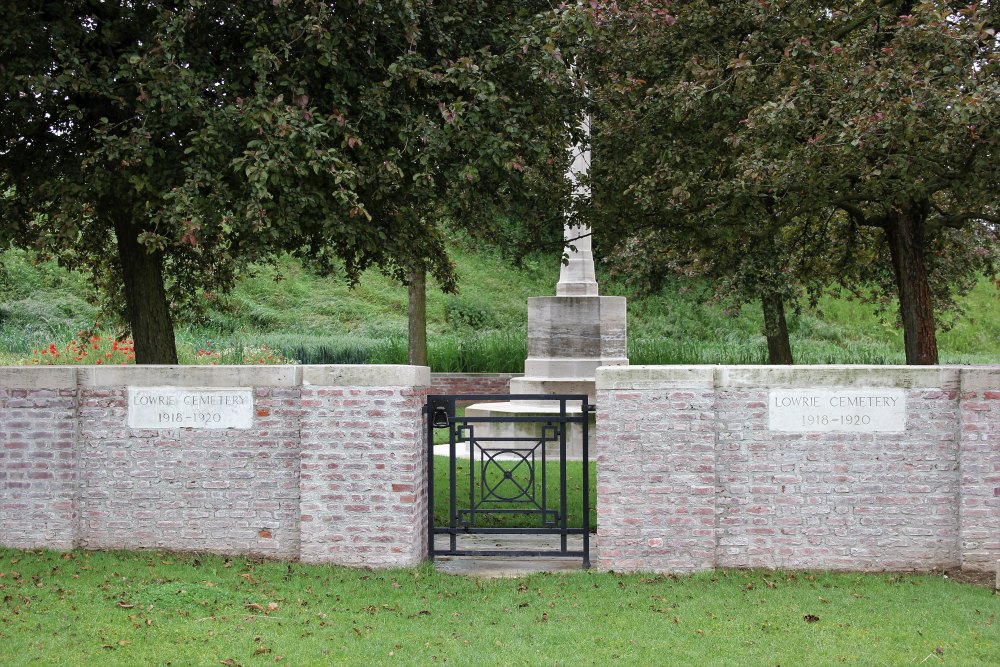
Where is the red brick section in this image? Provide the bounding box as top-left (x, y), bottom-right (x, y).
top-left (0, 383), bottom-right (77, 550)
top-left (959, 375), bottom-right (1000, 571)
top-left (0, 366), bottom-right (431, 568)
top-left (298, 385), bottom-right (428, 567)
top-left (429, 373), bottom-right (519, 398)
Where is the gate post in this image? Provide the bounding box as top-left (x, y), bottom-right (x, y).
top-left (299, 366), bottom-right (430, 567)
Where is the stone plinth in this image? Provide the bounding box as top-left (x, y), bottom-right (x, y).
top-left (512, 295), bottom-right (628, 404)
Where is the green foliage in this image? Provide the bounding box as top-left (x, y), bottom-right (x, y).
top-left (0, 548), bottom-right (997, 665)
top-left (579, 0), bottom-right (1000, 364)
top-left (0, 249), bottom-right (98, 351)
top-left (427, 331), bottom-right (527, 373)
top-left (0, 1), bottom-right (581, 362)
top-left (444, 296), bottom-right (494, 329)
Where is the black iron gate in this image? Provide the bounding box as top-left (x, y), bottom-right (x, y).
top-left (426, 394), bottom-right (591, 568)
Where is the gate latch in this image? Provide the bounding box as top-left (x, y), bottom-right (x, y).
top-left (429, 399), bottom-right (451, 429)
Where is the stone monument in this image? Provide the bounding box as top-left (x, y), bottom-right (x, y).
top-left (465, 124), bottom-right (628, 457)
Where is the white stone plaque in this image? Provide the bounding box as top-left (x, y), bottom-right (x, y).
top-left (768, 388), bottom-right (906, 432)
top-left (128, 387), bottom-right (253, 429)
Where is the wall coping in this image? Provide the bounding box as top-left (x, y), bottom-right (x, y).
top-left (0, 367), bottom-right (78, 390)
top-left (960, 367), bottom-right (1000, 391)
top-left (0, 365), bottom-right (431, 389)
top-left (301, 364), bottom-right (430, 387)
top-left (597, 365), bottom-right (998, 391)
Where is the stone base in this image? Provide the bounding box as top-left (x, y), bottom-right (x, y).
top-left (464, 401), bottom-right (595, 460)
top-left (508, 377), bottom-right (596, 404)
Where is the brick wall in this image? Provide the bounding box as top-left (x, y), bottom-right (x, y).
top-left (429, 373), bottom-right (519, 398)
top-left (959, 371), bottom-right (1000, 571)
top-left (4, 364), bottom-right (998, 574)
top-left (0, 368), bottom-right (78, 550)
top-left (299, 367), bottom-right (428, 567)
top-left (0, 365), bottom-right (429, 567)
top-left (596, 366), bottom-right (1000, 573)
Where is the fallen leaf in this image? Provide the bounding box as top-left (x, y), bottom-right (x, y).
top-left (246, 603), bottom-right (265, 613)
top-left (117, 601), bottom-right (134, 609)
top-left (267, 602), bottom-right (279, 612)
top-left (220, 660), bottom-right (241, 667)
top-left (803, 614), bottom-right (820, 623)
top-left (254, 646), bottom-right (272, 655)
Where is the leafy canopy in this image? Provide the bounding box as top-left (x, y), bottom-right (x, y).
top-left (1, 1), bottom-right (581, 334)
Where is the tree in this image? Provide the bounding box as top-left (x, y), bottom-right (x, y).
top-left (578, 1), bottom-right (999, 364)
top-left (407, 266), bottom-right (428, 366)
top-left (1, 1), bottom-right (580, 363)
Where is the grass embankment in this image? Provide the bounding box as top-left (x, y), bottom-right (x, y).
top-left (0, 549), bottom-right (997, 666)
top-left (1, 245), bottom-right (998, 366)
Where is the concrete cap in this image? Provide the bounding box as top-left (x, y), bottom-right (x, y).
top-left (717, 365), bottom-right (961, 389)
top-left (79, 365), bottom-right (301, 388)
top-left (959, 366), bottom-right (1000, 392)
top-left (301, 365), bottom-right (430, 387)
top-left (0, 366), bottom-right (78, 390)
top-left (597, 365), bottom-right (971, 390)
top-left (597, 365), bottom-right (716, 389)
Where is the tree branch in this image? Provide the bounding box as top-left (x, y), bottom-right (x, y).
top-left (929, 204), bottom-right (1000, 229)
top-left (835, 199), bottom-right (885, 228)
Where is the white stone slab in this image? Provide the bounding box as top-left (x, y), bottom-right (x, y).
top-left (128, 387), bottom-right (253, 429)
top-left (768, 388), bottom-right (906, 432)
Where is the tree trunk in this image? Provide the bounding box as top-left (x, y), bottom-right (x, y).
top-left (407, 267), bottom-right (428, 366)
top-left (113, 216), bottom-right (179, 364)
top-left (885, 209), bottom-right (938, 365)
top-left (761, 291), bottom-right (794, 365)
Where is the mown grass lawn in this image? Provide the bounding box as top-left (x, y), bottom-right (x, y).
top-left (0, 548), bottom-right (996, 666)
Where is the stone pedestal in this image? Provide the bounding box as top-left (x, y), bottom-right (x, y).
top-left (512, 295), bottom-right (627, 404)
top-left (465, 295), bottom-right (626, 459)
top-left (464, 124), bottom-right (627, 456)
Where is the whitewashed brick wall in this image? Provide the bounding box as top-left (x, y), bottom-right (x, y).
top-left (0, 368), bottom-right (78, 550)
top-left (4, 363), bottom-right (997, 574)
top-left (596, 366), bottom-right (1000, 573)
top-left (0, 365), bottom-right (429, 568)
